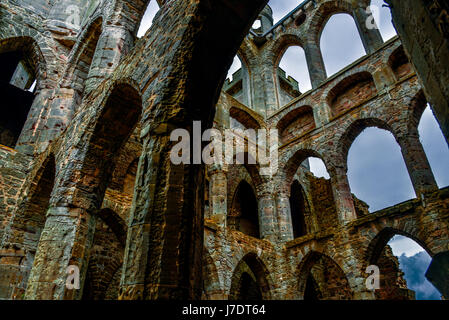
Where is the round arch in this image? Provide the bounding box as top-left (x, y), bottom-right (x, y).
top-left (366, 227), bottom-right (435, 265)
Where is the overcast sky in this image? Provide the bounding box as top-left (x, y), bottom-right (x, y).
top-left (138, 1), bottom-right (447, 299)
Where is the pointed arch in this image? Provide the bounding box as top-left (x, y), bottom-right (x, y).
top-left (0, 153), bottom-right (56, 299)
top-left (277, 105), bottom-right (316, 145)
top-left (327, 72), bottom-right (377, 118)
top-left (82, 208), bottom-right (126, 300)
top-left (290, 180), bottom-right (311, 238)
top-left (229, 180), bottom-right (260, 238)
top-left (297, 251), bottom-right (353, 300)
top-left (61, 17), bottom-right (103, 101)
top-left (76, 81), bottom-right (142, 210)
top-left (318, 11), bottom-right (367, 76)
top-left (0, 36), bottom-right (48, 148)
top-left (229, 253), bottom-right (272, 300)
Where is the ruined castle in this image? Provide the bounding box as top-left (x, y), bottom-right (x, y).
top-left (0, 0), bottom-right (448, 300)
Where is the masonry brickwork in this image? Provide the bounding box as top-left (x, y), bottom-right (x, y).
top-left (0, 0), bottom-right (448, 300)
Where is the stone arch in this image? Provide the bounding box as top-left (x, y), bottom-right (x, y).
top-left (290, 179), bottom-right (312, 238)
top-left (308, 0), bottom-right (356, 47)
top-left (270, 34), bottom-right (309, 106)
top-left (364, 227), bottom-right (440, 300)
top-left (82, 208), bottom-right (126, 300)
top-left (75, 81), bottom-right (142, 211)
top-left (228, 180), bottom-right (260, 238)
top-left (0, 153), bottom-right (56, 299)
top-left (224, 52), bottom-right (252, 106)
top-left (0, 36), bottom-right (50, 148)
top-left (337, 117), bottom-right (396, 167)
top-left (229, 106), bottom-right (263, 130)
top-left (61, 17), bottom-right (103, 101)
top-left (0, 36), bottom-right (48, 89)
top-left (276, 105), bottom-right (316, 145)
top-left (388, 45), bottom-right (413, 81)
top-left (271, 34), bottom-right (305, 67)
top-left (326, 71), bottom-right (378, 118)
top-left (229, 253), bottom-right (272, 300)
top-left (283, 147), bottom-right (332, 190)
top-left (366, 227), bottom-right (435, 265)
top-left (297, 251), bottom-right (353, 300)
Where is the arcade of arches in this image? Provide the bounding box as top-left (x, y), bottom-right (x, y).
top-left (0, 0), bottom-right (448, 300)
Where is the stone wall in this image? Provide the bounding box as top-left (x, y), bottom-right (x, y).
top-left (0, 0), bottom-right (448, 301)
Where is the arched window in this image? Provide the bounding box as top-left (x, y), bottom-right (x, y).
top-left (299, 252), bottom-right (353, 300)
top-left (370, 0), bottom-right (397, 42)
top-left (277, 46), bottom-right (311, 106)
top-left (0, 39), bottom-right (40, 148)
top-left (229, 181), bottom-right (260, 238)
top-left (290, 180), bottom-right (310, 238)
top-left (371, 232), bottom-right (442, 300)
top-left (347, 128), bottom-right (416, 212)
top-left (418, 105), bottom-right (449, 188)
top-left (137, 1), bottom-right (160, 38)
top-left (289, 155), bottom-right (337, 232)
top-left (320, 14), bottom-right (366, 76)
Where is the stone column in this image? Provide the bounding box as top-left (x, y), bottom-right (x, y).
top-left (352, 5), bottom-right (384, 54)
top-left (24, 206), bottom-right (96, 300)
top-left (251, 58), bottom-right (279, 115)
top-left (120, 131), bottom-right (204, 300)
top-left (84, 25), bottom-right (134, 94)
top-left (397, 129), bottom-right (438, 196)
top-left (303, 40), bottom-right (327, 88)
top-left (257, 184), bottom-right (278, 242)
top-left (275, 191), bottom-right (294, 242)
top-left (208, 165), bottom-right (228, 228)
top-left (330, 163), bottom-right (358, 224)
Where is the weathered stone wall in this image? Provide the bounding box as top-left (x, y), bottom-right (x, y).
top-left (0, 0), bottom-right (448, 301)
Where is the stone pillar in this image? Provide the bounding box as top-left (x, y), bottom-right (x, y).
top-left (397, 129), bottom-right (439, 196)
top-left (84, 25), bottom-right (134, 94)
top-left (352, 5), bottom-right (384, 54)
top-left (208, 165), bottom-right (228, 228)
top-left (252, 59), bottom-right (278, 115)
top-left (330, 164), bottom-right (358, 224)
top-left (120, 132), bottom-right (204, 300)
top-left (24, 206), bottom-right (96, 300)
top-left (257, 184), bottom-right (278, 241)
top-left (275, 192), bottom-right (294, 242)
top-left (303, 40), bottom-right (327, 88)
